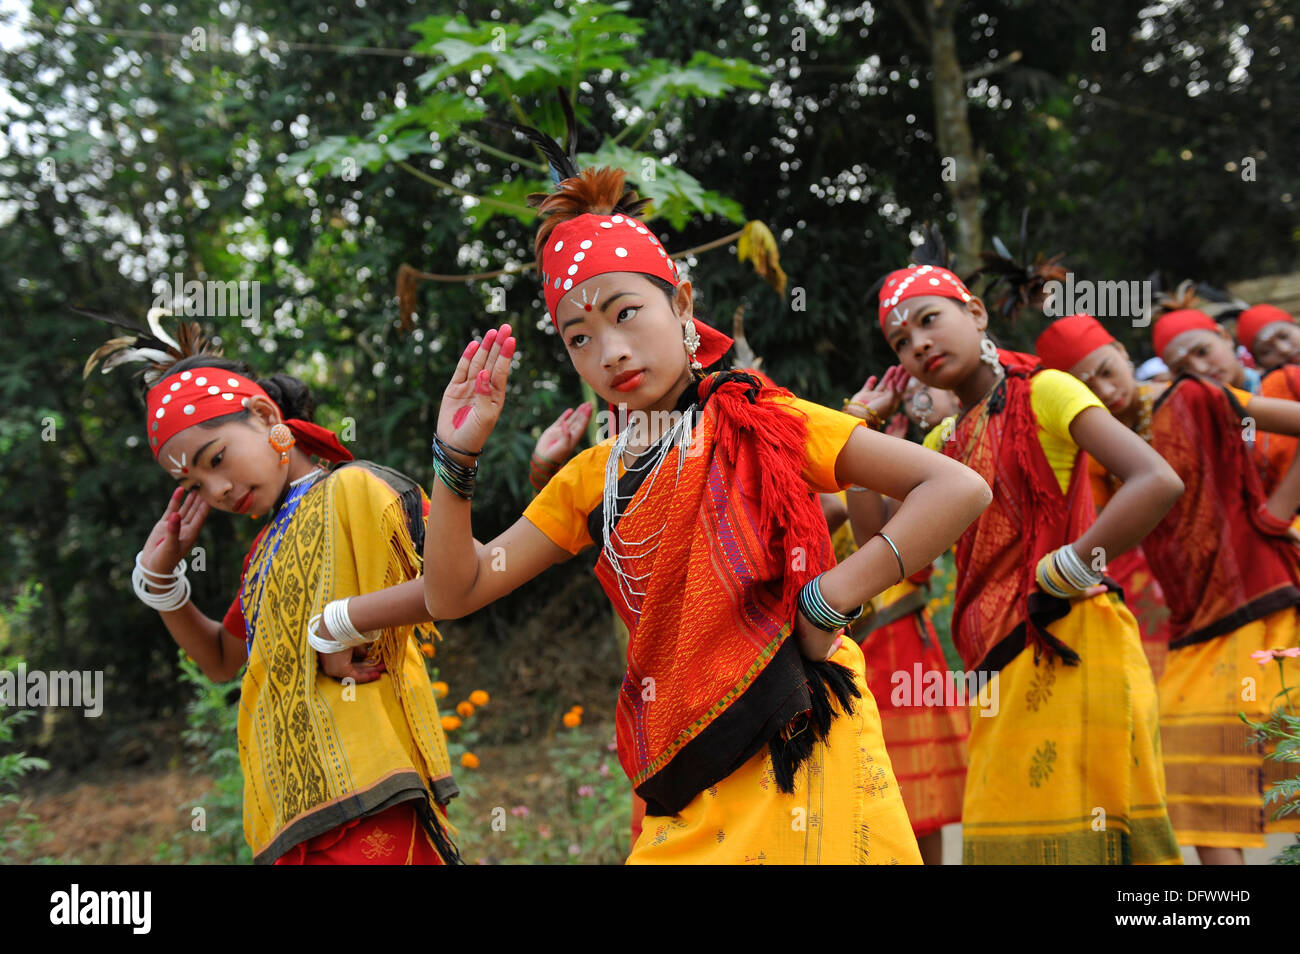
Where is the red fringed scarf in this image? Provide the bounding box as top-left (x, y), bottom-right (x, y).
top-left (594, 372), bottom-right (838, 814)
top-left (1145, 376), bottom-right (1300, 647)
top-left (941, 350), bottom-right (1100, 672)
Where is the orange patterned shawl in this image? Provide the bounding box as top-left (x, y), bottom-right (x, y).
top-left (1144, 375), bottom-right (1300, 647)
top-left (1254, 364), bottom-right (1300, 494)
top-left (593, 372), bottom-right (844, 815)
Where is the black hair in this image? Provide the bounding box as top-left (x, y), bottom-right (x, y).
top-left (155, 355), bottom-right (315, 429)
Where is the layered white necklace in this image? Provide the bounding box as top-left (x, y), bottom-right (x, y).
top-left (601, 405), bottom-right (697, 618)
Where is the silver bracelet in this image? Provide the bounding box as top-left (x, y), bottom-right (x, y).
top-left (876, 532), bottom-right (906, 584)
top-left (132, 550), bottom-right (191, 612)
top-left (307, 598), bottom-right (377, 654)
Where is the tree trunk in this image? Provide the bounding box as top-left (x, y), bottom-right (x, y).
top-left (924, 0), bottom-right (984, 270)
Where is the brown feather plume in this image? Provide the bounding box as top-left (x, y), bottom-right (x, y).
top-left (78, 306), bottom-right (221, 389)
top-left (532, 167), bottom-right (653, 262)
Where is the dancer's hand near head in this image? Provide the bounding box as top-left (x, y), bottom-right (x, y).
top-left (534, 402), bottom-right (593, 468)
top-left (142, 487), bottom-right (211, 576)
top-left (435, 323), bottom-right (517, 463)
top-left (847, 365), bottom-right (909, 423)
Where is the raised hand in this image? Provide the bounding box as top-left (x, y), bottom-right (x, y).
top-left (436, 323), bottom-right (517, 463)
top-left (849, 365), bottom-right (910, 421)
top-left (142, 487), bottom-right (211, 576)
top-left (534, 402), bottom-right (593, 467)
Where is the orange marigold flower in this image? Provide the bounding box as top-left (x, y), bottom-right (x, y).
top-left (571, 705), bottom-right (584, 716)
top-left (457, 701), bottom-right (475, 718)
top-left (432, 681), bottom-right (450, 699)
top-left (469, 689), bottom-right (490, 706)
top-left (419, 642), bottom-right (436, 658)
top-left (562, 711), bottom-right (582, 728)
top-left (441, 715), bottom-right (462, 731)
top-left (460, 752), bottom-right (480, 769)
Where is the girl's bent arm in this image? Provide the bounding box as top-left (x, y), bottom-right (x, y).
top-left (1068, 406), bottom-right (1183, 566)
top-left (817, 427), bottom-right (991, 615)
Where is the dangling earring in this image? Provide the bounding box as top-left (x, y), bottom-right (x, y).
top-left (683, 318), bottom-right (703, 372)
top-left (911, 389), bottom-right (933, 430)
top-left (268, 423), bottom-right (295, 464)
top-left (980, 335), bottom-right (1004, 376)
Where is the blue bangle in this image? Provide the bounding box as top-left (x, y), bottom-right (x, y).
top-left (797, 573), bottom-right (865, 633)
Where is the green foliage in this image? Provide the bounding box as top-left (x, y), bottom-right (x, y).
top-left (0, 583), bottom-right (52, 863)
top-left (160, 652), bottom-right (250, 865)
top-left (1240, 658), bottom-right (1300, 865)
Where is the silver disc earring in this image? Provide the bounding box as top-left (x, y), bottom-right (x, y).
top-left (980, 335), bottom-right (1004, 375)
top-left (911, 389), bottom-right (933, 430)
top-left (683, 319), bottom-right (703, 372)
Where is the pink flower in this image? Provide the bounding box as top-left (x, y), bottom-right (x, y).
top-left (1252, 647), bottom-right (1300, 665)
top-left (578, 785), bottom-right (594, 797)
top-left (538, 824), bottom-right (552, 840)
top-left (606, 740), bottom-right (618, 752)
top-left (510, 805), bottom-right (530, 818)
top-left (598, 761), bottom-right (611, 778)
top-left (568, 843), bottom-right (581, 856)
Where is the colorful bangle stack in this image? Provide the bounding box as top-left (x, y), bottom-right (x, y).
top-left (431, 434), bottom-right (479, 500)
top-left (797, 572), bottom-right (866, 633)
top-left (529, 453), bottom-right (562, 491)
top-left (1035, 544), bottom-right (1103, 599)
top-left (843, 399), bottom-right (885, 431)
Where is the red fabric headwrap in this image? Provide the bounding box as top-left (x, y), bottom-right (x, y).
top-left (145, 367), bottom-right (353, 466)
top-left (1152, 309), bottom-right (1218, 362)
top-left (878, 265), bottom-right (974, 333)
top-left (1034, 313), bottom-right (1117, 372)
top-left (539, 212), bottom-right (732, 368)
top-left (1237, 304), bottom-right (1293, 351)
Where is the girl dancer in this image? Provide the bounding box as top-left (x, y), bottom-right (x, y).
top-left (422, 167), bottom-right (991, 863)
top-left (1140, 310), bottom-right (1300, 862)
top-left (91, 325), bottom-right (461, 865)
top-left (1035, 314), bottom-right (1172, 678)
top-left (878, 263), bottom-right (1185, 864)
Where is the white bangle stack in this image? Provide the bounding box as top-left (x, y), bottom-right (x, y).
top-left (307, 598), bottom-right (377, 654)
top-left (132, 550), bottom-right (191, 612)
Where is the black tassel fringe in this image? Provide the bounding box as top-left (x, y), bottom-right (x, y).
top-left (416, 797), bottom-right (464, 865)
top-left (768, 658), bottom-right (861, 794)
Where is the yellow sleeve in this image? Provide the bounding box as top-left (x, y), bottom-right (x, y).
top-left (521, 441), bottom-right (613, 555)
top-left (1030, 369), bottom-right (1105, 493)
top-left (1226, 385), bottom-right (1253, 410)
top-left (770, 395), bottom-right (868, 493)
top-left (924, 417), bottom-right (956, 452)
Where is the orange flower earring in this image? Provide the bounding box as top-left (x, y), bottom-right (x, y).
top-left (268, 423), bottom-right (295, 464)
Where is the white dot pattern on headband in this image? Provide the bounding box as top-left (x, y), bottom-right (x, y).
top-left (170, 382), bottom-right (181, 392)
top-left (615, 247), bottom-right (627, 257)
top-left (180, 371), bottom-right (192, 380)
top-left (612, 215), bottom-right (623, 223)
top-left (162, 394), bottom-right (171, 404)
top-left (183, 404), bottom-right (195, 415)
top-left (554, 277), bottom-right (561, 289)
top-left (554, 240), bottom-right (564, 252)
top-left (222, 392), bottom-right (234, 400)
top-left (196, 376), bottom-right (206, 386)
top-left (574, 252), bottom-right (585, 262)
top-left (600, 222), bottom-right (613, 229)
top-left (580, 240), bottom-right (592, 249)
top-left (564, 278), bottom-right (573, 289)
top-left (152, 422), bottom-right (158, 432)
top-left (227, 378), bottom-right (238, 387)
top-left (155, 408), bottom-right (165, 419)
top-left (568, 264), bottom-right (579, 276)
top-left (208, 385), bottom-right (220, 395)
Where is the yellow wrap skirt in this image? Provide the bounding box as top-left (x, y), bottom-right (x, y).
top-left (961, 591), bottom-right (1182, 864)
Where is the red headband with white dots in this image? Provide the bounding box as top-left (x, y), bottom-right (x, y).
top-left (145, 367), bottom-right (353, 467)
top-left (878, 265), bottom-right (974, 333)
top-left (539, 212), bottom-right (733, 367)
